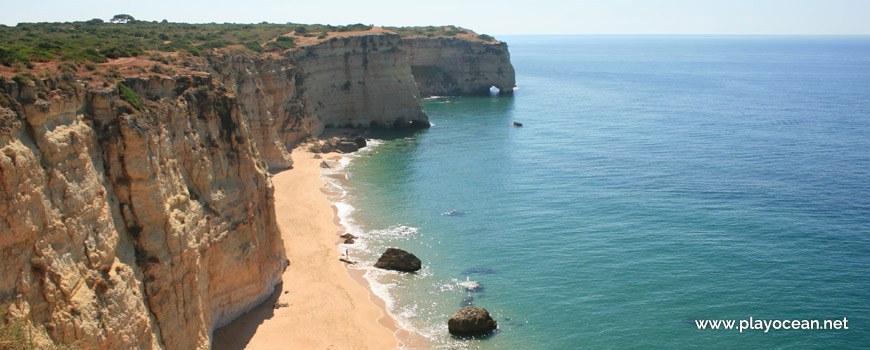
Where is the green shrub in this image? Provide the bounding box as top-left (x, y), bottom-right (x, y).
top-left (117, 82), bottom-right (144, 111)
top-left (11, 71), bottom-right (35, 85)
top-left (58, 61), bottom-right (78, 74)
top-left (0, 47), bottom-right (31, 67)
top-left (265, 40), bottom-right (295, 50)
top-left (100, 46), bottom-right (141, 59)
top-left (243, 41), bottom-right (263, 53)
top-left (149, 53), bottom-right (170, 64)
top-left (0, 311), bottom-right (31, 350)
top-left (149, 64), bottom-right (167, 74)
top-left (197, 40), bottom-right (232, 51)
top-left (477, 34), bottom-right (495, 42)
top-left (185, 46), bottom-right (203, 56)
top-left (337, 23), bottom-right (372, 32)
top-left (62, 48), bottom-right (107, 63)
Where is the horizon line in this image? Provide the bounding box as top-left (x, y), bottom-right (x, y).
top-left (491, 33), bottom-right (870, 36)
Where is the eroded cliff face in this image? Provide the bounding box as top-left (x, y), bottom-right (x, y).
top-left (290, 34), bottom-right (429, 129)
top-left (402, 37), bottom-right (516, 96)
top-left (0, 32), bottom-right (514, 349)
top-left (0, 75), bottom-right (285, 349)
top-left (206, 56), bottom-right (310, 171)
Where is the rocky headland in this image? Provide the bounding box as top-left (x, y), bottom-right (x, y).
top-left (0, 23), bottom-right (514, 349)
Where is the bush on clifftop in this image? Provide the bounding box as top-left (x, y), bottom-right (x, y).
top-left (477, 34), bottom-right (495, 42)
top-left (117, 82), bottom-right (145, 111)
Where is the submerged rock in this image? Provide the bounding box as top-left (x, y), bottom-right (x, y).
top-left (441, 210), bottom-right (464, 216)
top-left (460, 296), bottom-right (475, 307)
top-left (513, 121), bottom-right (523, 127)
top-left (374, 248), bottom-right (422, 272)
top-left (448, 307), bottom-right (497, 335)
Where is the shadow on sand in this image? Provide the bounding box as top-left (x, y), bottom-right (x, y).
top-left (211, 282), bottom-right (282, 350)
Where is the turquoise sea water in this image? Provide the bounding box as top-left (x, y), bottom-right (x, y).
top-left (326, 36), bottom-right (870, 349)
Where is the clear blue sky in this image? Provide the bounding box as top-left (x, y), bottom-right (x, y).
top-left (2, 0), bottom-right (868, 35)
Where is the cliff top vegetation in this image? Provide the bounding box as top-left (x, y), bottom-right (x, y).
top-left (0, 17), bottom-right (500, 80)
top-left (384, 25), bottom-right (496, 42)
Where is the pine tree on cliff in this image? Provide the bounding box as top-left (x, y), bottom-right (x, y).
top-left (111, 14), bottom-right (135, 24)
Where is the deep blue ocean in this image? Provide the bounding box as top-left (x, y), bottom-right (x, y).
top-left (325, 35), bottom-right (870, 349)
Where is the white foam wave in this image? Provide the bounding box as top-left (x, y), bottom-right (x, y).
top-left (316, 146), bottom-right (439, 345)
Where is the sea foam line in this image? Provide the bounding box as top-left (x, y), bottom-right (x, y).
top-left (316, 139), bottom-right (442, 348)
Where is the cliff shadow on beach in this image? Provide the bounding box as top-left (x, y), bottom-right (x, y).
top-left (211, 283), bottom-right (282, 350)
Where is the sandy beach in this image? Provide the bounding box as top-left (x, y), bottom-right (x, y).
top-left (213, 149), bottom-right (398, 349)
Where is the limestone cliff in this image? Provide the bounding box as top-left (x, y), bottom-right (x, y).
top-left (0, 31), bottom-right (513, 349)
top-left (0, 74), bottom-right (285, 349)
top-left (290, 34), bottom-right (428, 129)
top-left (402, 37), bottom-right (516, 96)
top-left (206, 56), bottom-right (309, 170)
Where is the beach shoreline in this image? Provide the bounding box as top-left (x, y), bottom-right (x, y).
top-left (213, 148), bottom-right (400, 349)
top-left (319, 150), bottom-right (434, 350)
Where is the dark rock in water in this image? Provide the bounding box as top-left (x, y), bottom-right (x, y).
top-left (441, 210), bottom-right (464, 216)
top-left (462, 268), bottom-right (497, 275)
top-left (448, 307), bottom-right (497, 335)
top-left (460, 296), bottom-right (475, 307)
top-left (340, 233), bottom-right (356, 244)
top-left (319, 161), bottom-right (331, 169)
top-left (337, 141), bottom-right (360, 153)
top-left (353, 136), bottom-right (367, 148)
top-left (374, 248), bottom-right (422, 272)
top-left (513, 121), bottom-right (523, 127)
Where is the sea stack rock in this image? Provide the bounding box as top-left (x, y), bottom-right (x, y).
top-left (513, 121), bottom-right (523, 127)
top-left (374, 248), bottom-right (422, 272)
top-left (448, 307), bottom-right (497, 334)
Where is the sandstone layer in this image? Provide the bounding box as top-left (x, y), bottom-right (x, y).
top-left (0, 31), bottom-right (515, 349)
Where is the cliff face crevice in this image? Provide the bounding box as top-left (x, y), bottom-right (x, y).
top-left (0, 32), bottom-right (514, 349)
top-left (402, 37), bottom-right (516, 96)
